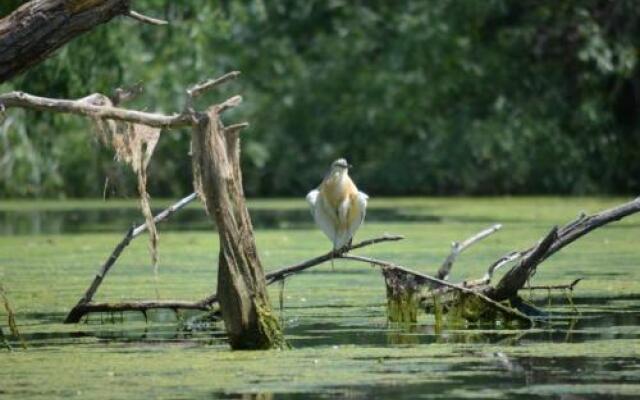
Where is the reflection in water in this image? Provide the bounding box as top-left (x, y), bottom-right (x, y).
top-left (0, 207), bottom-right (520, 235)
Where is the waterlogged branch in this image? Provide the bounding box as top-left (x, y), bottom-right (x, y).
top-left (437, 224), bottom-right (502, 280)
top-left (64, 193), bottom-right (198, 323)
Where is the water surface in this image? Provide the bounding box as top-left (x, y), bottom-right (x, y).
top-left (1, 197), bottom-right (639, 399)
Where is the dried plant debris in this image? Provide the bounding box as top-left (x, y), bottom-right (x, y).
top-left (89, 99), bottom-right (161, 275)
top-left (0, 283), bottom-right (26, 349)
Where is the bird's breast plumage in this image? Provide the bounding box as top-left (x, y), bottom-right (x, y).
top-left (320, 173), bottom-right (358, 210)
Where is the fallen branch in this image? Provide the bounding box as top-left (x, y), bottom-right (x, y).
top-left (490, 197), bottom-right (640, 301)
top-left (73, 300), bottom-right (211, 313)
top-left (64, 193), bottom-right (198, 323)
top-left (65, 234), bottom-right (403, 320)
top-left (436, 224), bottom-right (502, 280)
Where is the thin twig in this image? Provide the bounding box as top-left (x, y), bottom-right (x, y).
top-left (526, 278), bottom-right (583, 291)
top-left (127, 10), bottom-right (169, 26)
top-left (224, 122), bottom-right (250, 134)
top-left (436, 224), bottom-right (502, 280)
top-left (214, 95), bottom-right (243, 114)
top-left (187, 71), bottom-right (241, 99)
top-left (110, 82), bottom-right (144, 106)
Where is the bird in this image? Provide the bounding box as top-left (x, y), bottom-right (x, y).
top-left (306, 158), bottom-right (369, 258)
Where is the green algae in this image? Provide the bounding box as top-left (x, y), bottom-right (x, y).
top-left (1, 197), bottom-right (640, 398)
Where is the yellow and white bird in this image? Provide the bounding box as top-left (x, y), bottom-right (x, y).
top-left (306, 158), bottom-right (368, 252)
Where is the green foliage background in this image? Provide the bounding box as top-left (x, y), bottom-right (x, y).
top-left (1, 0), bottom-right (638, 197)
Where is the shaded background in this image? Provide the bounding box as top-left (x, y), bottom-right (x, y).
top-left (0, 0), bottom-right (638, 198)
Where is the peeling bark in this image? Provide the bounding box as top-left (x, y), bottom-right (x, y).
top-left (191, 109), bottom-right (284, 349)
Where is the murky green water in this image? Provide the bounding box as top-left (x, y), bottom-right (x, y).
top-left (1, 197), bottom-right (639, 399)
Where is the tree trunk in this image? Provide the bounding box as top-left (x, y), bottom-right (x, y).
top-left (191, 108), bottom-right (284, 350)
top-left (0, 0), bottom-right (130, 83)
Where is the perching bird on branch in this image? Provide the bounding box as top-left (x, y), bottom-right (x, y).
top-left (306, 158), bottom-right (369, 254)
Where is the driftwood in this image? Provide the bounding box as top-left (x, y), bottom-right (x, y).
top-left (0, 1), bottom-right (167, 83)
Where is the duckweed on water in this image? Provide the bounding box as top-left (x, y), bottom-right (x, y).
top-left (1, 197), bottom-right (640, 399)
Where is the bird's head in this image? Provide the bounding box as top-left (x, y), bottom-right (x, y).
top-left (329, 158), bottom-right (351, 176)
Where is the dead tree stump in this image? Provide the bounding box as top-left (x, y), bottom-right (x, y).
top-left (191, 109), bottom-right (284, 349)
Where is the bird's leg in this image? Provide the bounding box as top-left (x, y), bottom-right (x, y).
top-left (345, 238), bottom-right (353, 250)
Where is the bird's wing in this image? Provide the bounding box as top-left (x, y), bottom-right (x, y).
top-left (313, 195), bottom-right (338, 245)
top-left (356, 191), bottom-right (369, 225)
top-left (305, 189), bottom-right (320, 217)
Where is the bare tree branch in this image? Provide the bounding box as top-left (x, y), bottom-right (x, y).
top-left (0, 0), bottom-right (133, 83)
top-left (0, 91), bottom-right (192, 128)
top-left (187, 71), bottom-right (241, 99)
top-left (127, 10), bottom-right (168, 26)
top-left (437, 224), bottom-right (502, 280)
